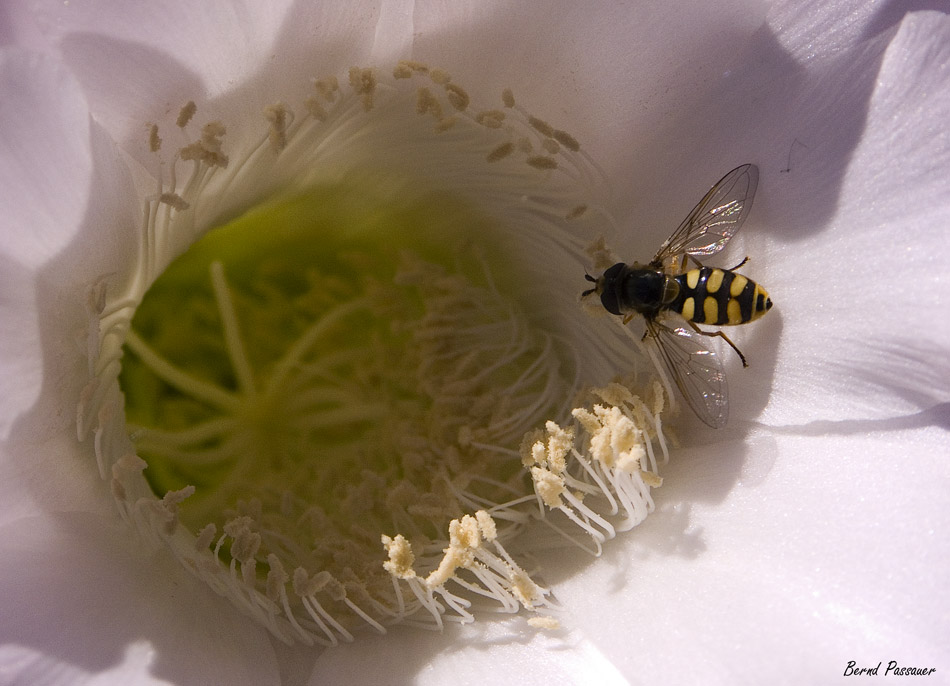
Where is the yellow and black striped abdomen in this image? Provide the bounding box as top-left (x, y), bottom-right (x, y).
top-left (670, 267), bottom-right (772, 326)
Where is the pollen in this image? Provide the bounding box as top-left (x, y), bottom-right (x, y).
top-left (528, 115), bottom-right (555, 137)
top-left (528, 616), bottom-right (561, 630)
top-left (416, 86), bottom-right (443, 118)
top-left (382, 534), bottom-right (417, 579)
top-left (553, 129), bottom-right (581, 152)
top-left (176, 100), bottom-right (197, 128)
top-left (527, 155), bottom-right (558, 170)
top-left (429, 68), bottom-right (452, 85)
top-left (486, 142), bottom-right (514, 162)
top-left (567, 204), bottom-right (587, 220)
top-left (179, 121), bottom-right (229, 168)
top-left (263, 103), bottom-right (290, 151)
top-left (444, 83), bottom-right (470, 111)
top-left (348, 67), bottom-right (377, 110)
top-left (314, 76), bottom-right (340, 101)
top-left (148, 124), bottom-right (161, 153)
top-left (475, 110), bottom-right (506, 128)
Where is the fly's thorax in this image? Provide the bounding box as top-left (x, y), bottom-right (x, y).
top-left (671, 267), bottom-right (772, 326)
top-left (610, 265), bottom-right (667, 317)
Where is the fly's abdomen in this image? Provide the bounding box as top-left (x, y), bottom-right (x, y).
top-left (670, 267), bottom-right (772, 326)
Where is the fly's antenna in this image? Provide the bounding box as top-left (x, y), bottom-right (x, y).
top-left (582, 272), bottom-right (598, 297)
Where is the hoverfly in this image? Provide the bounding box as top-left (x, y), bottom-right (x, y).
top-left (583, 164), bottom-right (772, 428)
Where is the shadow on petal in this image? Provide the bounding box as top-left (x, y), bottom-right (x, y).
top-left (0, 511), bottom-right (280, 684)
top-left (863, 0), bottom-right (950, 39)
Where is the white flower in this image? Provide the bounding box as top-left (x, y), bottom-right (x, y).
top-left (2, 1), bottom-right (948, 685)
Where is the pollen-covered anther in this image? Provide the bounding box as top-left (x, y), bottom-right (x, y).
top-left (544, 420), bottom-right (574, 473)
top-left (531, 466), bottom-right (566, 508)
top-left (147, 124), bottom-right (161, 153)
top-left (263, 102), bottom-right (290, 152)
top-left (266, 554), bottom-right (290, 602)
top-left (348, 66), bottom-right (377, 110)
top-left (434, 116), bottom-right (458, 133)
top-left (527, 155), bottom-right (557, 170)
top-left (528, 115), bottom-right (555, 138)
top-left (519, 427), bottom-right (545, 466)
top-left (109, 452), bottom-right (146, 503)
top-left (501, 88), bottom-right (515, 108)
top-left (475, 110), bottom-right (506, 129)
top-left (553, 129), bottom-right (581, 152)
top-left (195, 523), bottom-right (217, 551)
top-left (486, 142), bottom-right (514, 163)
top-left (567, 204), bottom-right (588, 220)
top-left (176, 100), bottom-right (197, 128)
top-left (416, 86), bottom-right (443, 119)
top-left (429, 68), bottom-right (451, 85)
top-left (425, 546), bottom-right (473, 588)
top-left (394, 59), bottom-right (429, 79)
top-left (509, 567), bottom-right (542, 607)
top-left (450, 515), bottom-right (481, 549)
top-left (382, 534), bottom-right (417, 580)
top-left (475, 510), bottom-right (497, 542)
top-left (528, 616), bottom-right (561, 630)
top-left (111, 452), bottom-right (146, 482)
top-left (641, 470), bottom-right (663, 488)
top-left (314, 76), bottom-right (340, 102)
top-left (444, 83), bottom-right (470, 111)
top-left (426, 518), bottom-right (481, 588)
top-left (595, 381), bottom-right (637, 407)
top-left (224, 516), bottom-right (262, 563)
top-left (158, 485), bottom-right (195, 534)
top-left (158, 192), bottom-right (189, 211)
top-left (179, 121), bottom-right (229, 168)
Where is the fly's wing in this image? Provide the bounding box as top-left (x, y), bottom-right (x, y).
top-left (653, 164), bottom-right (758, 269)
top-left (645, 320), bottom-right (728, 428)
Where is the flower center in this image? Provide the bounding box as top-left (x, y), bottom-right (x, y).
top-left (85, 62), bottom-right (669, 645)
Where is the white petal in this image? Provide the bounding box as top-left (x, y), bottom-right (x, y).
top-left (755, 11), bottom-right (950, 425)
top-left (411, 0), bottom-right (768, 177)
top-left (0, 49), bottom-right (94, 269)
top-left (546, 11), bottom-right (950, 682)
top-left (0, 50), bottom-right (139, 516)
top-left (0, 512), bottom-right (282, 685)
top-left (308, 621), bottom-right (628, 686)
top-left (28, 0), bottom-right (387, 161)
top-left (554, 424), bottom-right (950, 683)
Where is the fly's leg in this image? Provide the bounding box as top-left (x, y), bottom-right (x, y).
top-left (687, 321), bottom-right (748, 367)
top-left (726, 256), bottom-right (749, 271)
top-left (684, 255), bottom-right (748, 271)
top-left (685, 254), bottom-right (704, 270)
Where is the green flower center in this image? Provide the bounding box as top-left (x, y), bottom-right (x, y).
top-left (119, 175), bottom-right (574, 636)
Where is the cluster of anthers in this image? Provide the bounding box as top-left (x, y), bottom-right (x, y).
top-left (79, 59), bottom-right (669, 646)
